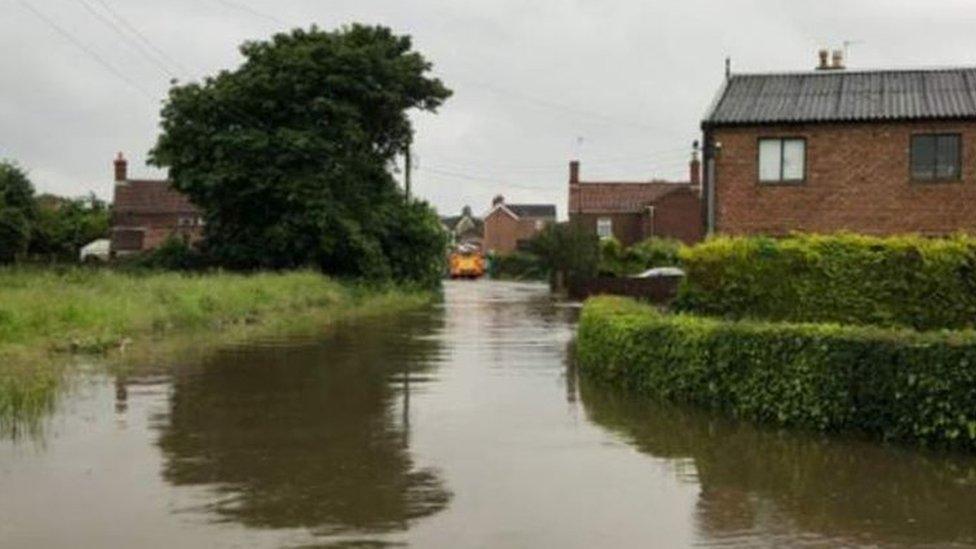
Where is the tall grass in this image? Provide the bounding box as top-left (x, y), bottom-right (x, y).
top-left (0, 267), bottom-right (434, 437)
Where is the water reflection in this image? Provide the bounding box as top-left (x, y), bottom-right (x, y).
top-left (154, 310), bottom-right (451, 538)
top-left (578, 378), bottom-right (976, 547)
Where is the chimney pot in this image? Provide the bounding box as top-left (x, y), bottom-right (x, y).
top-left (817, 49), bottom-right (830, 70)
top-left (114, 152), bottom-right (128, 182)
top-left (832, 49), bottom-right (845, 69)
top-left (569, 160), bottom-right (580, 185)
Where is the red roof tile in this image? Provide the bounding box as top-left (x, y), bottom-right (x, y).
top-left (114, 179), bottom-right (199, 215)
top-left (569, 180), bottom-right (692, 213)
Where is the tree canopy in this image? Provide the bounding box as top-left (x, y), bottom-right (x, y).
top-left (150, 24), bottom-right (452, 285)
top-left (0, 161), bottom-right (37, 263)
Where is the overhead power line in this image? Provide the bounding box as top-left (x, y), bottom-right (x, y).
top-left (73, 0), bottom-right (176, 79)
top-left (212, 0), bottom-right (285, 25)
top-left (18, 0), bottom-right (154, 99)
top-left (91, 0), bottom-right (192, 76)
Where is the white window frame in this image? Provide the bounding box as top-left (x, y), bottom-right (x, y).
top-left (759, 137), bottom-right (806, 183)
top-left (597, 217), bottom-right (613, 239)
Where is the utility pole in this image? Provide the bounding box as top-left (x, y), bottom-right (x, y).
top-left (405, 139), bottom-right (413, 202)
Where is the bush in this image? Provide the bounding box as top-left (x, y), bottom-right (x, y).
top-left (489, 251), bottom-right (546, 280)
top-left (676, 233), bottom-right (976, 330)
top-left (577, 296), bottom-right (976, 450)
top-left (524, 222), bottom-right (600, 285)
top-left (600, 237), bottom-right (682, 276)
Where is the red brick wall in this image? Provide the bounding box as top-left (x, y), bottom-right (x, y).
top-left (651, 189), bottom-right (703, 244)
top-left (713, 121), bottom-right (976, 235)
top-left (569, 212), bottom-right (645, 246)
top-left (111, 212), bottom-right (203, 253)
top-left (569, 192), bottom-right (703, 246)
top-left (483, 209), bottom-right (548, 255)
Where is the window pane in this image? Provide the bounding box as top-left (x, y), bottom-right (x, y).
top-left (911, 135), bottom-right (936, 180)
top-left (782, 139), bottom-right (805, 181)
top-left (597, 218), bottom-right (612, 238)
top-left (936, 135), bottom-right (960, 179)
top-left (759, 139), bottom-right (782, 182)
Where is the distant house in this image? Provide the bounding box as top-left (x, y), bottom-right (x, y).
top-left (567, 155), bottom-right (704, 245)
top-left (110, 153), bottom-right (203, 256)
top-left (701, 50), bottom-right (976, 236)
top-left (440, 205), bottom-right (484, 249)
top-left (483, 196), bottom-right (556, 255)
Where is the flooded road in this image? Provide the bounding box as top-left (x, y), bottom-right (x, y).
top-left (3, 281), bottom-right (976, 548)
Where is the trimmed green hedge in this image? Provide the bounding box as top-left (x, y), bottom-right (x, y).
top-left (676, 233), bottom-right (976, 331)
top-left (577, 297), bottom-right (976, 449)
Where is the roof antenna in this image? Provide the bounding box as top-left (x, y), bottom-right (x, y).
top-left (843, 40), bottom-right (863, 65)
top-left (725, 56), bottom-right (731, 79)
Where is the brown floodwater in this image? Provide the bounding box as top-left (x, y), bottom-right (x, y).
top-left (2, 281), bottom-right (976, 548)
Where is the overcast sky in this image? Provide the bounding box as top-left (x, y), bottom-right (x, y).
top-left (3, 0), bottom-right (976, 218)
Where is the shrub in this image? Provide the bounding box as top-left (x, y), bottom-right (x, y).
top-left (577, 297), bottom-right (976, 450)
top-left (676, 233), bottom-right (976, 330)
top-left (490, 251), bottom-right (547, 280)
top-left (524, 222), bottom-right (600, 285)
top-left (600, 237), bottom-right (683, 276)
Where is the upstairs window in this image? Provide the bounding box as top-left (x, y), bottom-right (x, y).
top-left (597, 217), bottom-right (613, 239)
top-left (911, 134), bottom-right (961, 181)
top-left (759, 138), bottom-right (806, 183)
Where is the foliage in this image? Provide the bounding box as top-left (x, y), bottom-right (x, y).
top-left (0, 161), bottom-right (37, 264)
top-left (150, 25), bottom-right (451, 286)
top-left (524, 222), bottom-right (600, 285)
top-left (676, 233), bottom-right (976, 330)
top-left (0, 268), bottom-right (432, 360)
top-left (489, 251), bottom-right (547, 281)
top-left (598, 236), bottom-right (682, 276)
top-left (578, 296), bottom-right (976, 450)
top-left (126, 235), bottom-right (207, 271)
top-left (29, 193), bottom-right (110, 261)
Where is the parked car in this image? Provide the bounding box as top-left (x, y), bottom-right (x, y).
top-left (79, 239), bottom-right (111, 263)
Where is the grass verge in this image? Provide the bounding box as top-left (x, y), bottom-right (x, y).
top-left (0, 268), bottom-right (435, 437)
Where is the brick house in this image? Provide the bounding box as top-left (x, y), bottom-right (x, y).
top-left (701, 53), bottom-right (976, 236)
top-left (110, 153), bottom-right (203, 255)
top-left (567, 156), bottom-right (704, 245)
top-left (482, 195), bottom-right (556, 255)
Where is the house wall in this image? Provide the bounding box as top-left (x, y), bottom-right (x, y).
top-left (569, 191), bottom-right (703, 246)
top-left (712, 121), bottom-right (976, 235)
top-left (569, 212), bottom-right (645, 246)
top-left (483, 210), bottom-right (548, 255)
top-left (651, 189), bottom-right (704, 244)
top-left (111, 212), bottom-right (203, 253)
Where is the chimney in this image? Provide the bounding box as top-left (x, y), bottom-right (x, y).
top-left (569, 160), bottom-right (580, 185)
top-left (817, 49), bottom-right (830, 70)
top-left (114, 152), bottom-right (128, 182)
top-left (831, 49), bottom-right (845, 70)
top-left (689, 143), bottom-right (701, 190)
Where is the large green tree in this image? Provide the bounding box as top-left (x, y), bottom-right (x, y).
top-left (0, 161), bottom-right (37, 264)
top-left (150, 24), bottom-right (451, 285)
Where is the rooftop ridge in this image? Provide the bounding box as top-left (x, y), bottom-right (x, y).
top-left (729, 65), bottom-right (976, 78)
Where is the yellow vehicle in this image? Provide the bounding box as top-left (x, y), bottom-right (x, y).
top-left (449, 249), bottom-right (486, 279)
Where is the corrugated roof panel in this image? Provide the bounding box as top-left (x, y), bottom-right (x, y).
top-left (703, 67), bottom-right (976, 125)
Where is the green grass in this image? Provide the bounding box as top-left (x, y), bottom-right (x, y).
top-left (0, 267), bottom-right (434, 437)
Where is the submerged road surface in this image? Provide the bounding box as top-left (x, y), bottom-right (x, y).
top-left (3, 281), bottom-right (976, 547)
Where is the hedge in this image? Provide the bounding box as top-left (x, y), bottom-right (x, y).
top-left (577, 297), bottom-right (976, 450)
top-left (675, 233), bottom-right (976, 331)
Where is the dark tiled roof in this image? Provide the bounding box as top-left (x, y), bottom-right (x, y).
top-left (507, 204), bottom-right (556, 219)
top-left (114, 179), bottom-right (199, 215)
top-left (703, 67), bottom-right (976, 126)
top-left (570, 181), bottom-right (690, 213)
